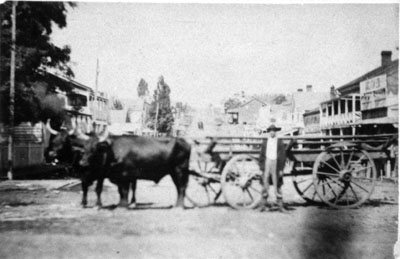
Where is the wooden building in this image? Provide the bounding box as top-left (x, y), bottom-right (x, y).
top-left (320, 51), bottom-right (398, 136)
top-left (0, 71), bottom-right (109, 175)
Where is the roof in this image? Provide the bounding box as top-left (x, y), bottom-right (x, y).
top-left (239, 98), bottom-right (267, 108)
top-left (303, 108), bottom-right (320, 116)
top-left (337, 59), bottom-right (399, 95)
top-left (40, 70), bottom-right (108, 101)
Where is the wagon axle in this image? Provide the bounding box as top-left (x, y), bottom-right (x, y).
top-left (339, 170), bottom-right (352, 183)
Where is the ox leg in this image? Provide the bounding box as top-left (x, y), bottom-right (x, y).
top-left (118, 180), bottom-right (130, 208)
top-left (171, 169), bottom-right (189, 208)
top-left (129, 178), bottom-right (137, 208)
top-left (81, 179), bottom-right (90, 208)
top-left (95, 178), bottom-right (104, 208)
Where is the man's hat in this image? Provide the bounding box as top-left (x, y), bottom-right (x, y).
top-left (266, 124), bottom-right (281, 132)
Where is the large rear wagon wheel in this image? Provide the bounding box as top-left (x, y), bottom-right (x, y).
top-left (221, 154), bottom-right (263, 210)
top-left (292, 163), bottom-right (327, 204)
top-left (312, 145), bottom-right (377, 209)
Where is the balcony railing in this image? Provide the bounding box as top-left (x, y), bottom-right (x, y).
top-left (320, 111), bottom-right (361, 128)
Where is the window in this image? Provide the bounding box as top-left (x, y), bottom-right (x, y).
top-left (322, 107), bottom-right (327, 117)
top-left (68, 94), bottom-right (87, 108)
top-left (355, 100), bottom-right (360, 111)
top-left (348, 100), bottom-right (353, 112)
top-left (333, 101), bottom-right (338, 115)
top-left (340, 100), bottom-right (346, 114)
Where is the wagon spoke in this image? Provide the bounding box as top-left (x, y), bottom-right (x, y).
top-left (327, 151), bottom-right (342, 170)
top-left (346, 188), bottom-right (351, 206)
top-left (312, 190), bottom-right (317, 200)
top-left (323, 177), bottom-right (346, 189)
top-left (346, 150), bottom-right (355, 170)
top-left (351, 166), bottom-right (374, 175)
top-left (325, 181), bottom-right (337, 199)
top-left (351, 181), bottom-right (370, 194)
top-left (316, 171), bottom-right (340, 177)
top-left (248, 185), bottom-right (261, 194)
top-left (352, 154), bottom-right (366, 165)
top-left (241, 189), bottom-right (246, 206)
top-left (208, 184), bottom-right (218, 194)
top-left (321, 160), bottom-right (341, 174)
top-left (197, 160), bottom-right (203, 172)
top-left (349, 184), bottom-right (359, 202)
top-left (340, 150), bottom-right (345, 169)
top-left (245, 188), bottom-right (254, 201)
top-left (296, 177), bottom-right (311, 184)
top-left (302, 182), bottom-right (313, 194)
top-left (352, 175), bottom-right (374, 181)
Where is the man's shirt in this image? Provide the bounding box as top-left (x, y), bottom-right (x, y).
top-left (266, 137), bottom-right (278, 160)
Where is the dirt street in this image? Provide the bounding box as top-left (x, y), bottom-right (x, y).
top-left (0, 177), bottom-right (398, 259)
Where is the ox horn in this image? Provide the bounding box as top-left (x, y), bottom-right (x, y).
top-left (68, 118), bottom-right (76, 135)
top-left (46, 119), bottom-right (59, 135)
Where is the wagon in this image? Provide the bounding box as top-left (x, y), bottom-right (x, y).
top-left (186, 133), bottom-right (397, 210)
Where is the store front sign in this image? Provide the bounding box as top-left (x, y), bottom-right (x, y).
top-left (360, 74), bottom-right (387, 111)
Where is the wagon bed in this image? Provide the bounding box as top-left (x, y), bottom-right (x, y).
top-left (187, 133), bottom-right (397, 210)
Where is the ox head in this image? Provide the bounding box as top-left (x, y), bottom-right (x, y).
top-left (46, 117), bottom-right (111, 167)
top-left (46, 119), bottom-right (77, 163)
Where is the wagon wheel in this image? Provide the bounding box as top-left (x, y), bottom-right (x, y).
top-left (185, 159), bottom-right (221, 208)
top-left (292, 161), bottom-right (327, 204)
top-left (221, 154), bottom-right (263, 210)
top-left (312, 145), bottom-right (377, 209)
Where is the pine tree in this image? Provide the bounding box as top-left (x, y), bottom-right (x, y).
top-left (146, 76), bottom-right (174, 134)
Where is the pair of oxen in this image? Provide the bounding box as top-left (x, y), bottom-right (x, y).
top-left (46, 120), bottom-right (193, 209)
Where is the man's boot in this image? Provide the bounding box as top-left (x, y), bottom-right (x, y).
top-left (258, 196), bottom-right (269, 212)
top-left (277, 198), bottom-right (287, 213)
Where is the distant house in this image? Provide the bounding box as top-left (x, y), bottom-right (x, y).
top-left (303, 108), bottom-right (322, 135)
top-left (227, 98), bottom-right (267, 126)
top-left (108, 98), bottom-right (149, 135)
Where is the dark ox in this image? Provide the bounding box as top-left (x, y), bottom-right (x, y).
top-left (47, 121), bottom-right (191, 208)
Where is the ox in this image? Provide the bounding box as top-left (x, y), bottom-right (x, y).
top-left (47, 121), bottom-right (191, 208)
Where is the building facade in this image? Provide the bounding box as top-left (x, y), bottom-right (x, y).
top-left (0, 71), bottom-right (109, 175)
top-left (320, 51), bottom-right (398, 136)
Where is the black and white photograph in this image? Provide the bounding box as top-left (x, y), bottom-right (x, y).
top-left (0, 1), bottom-right (398, 258)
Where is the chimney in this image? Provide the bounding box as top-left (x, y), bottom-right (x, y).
top-left (330, 85), bottom-right (336, 99)
top-left (306, 85), bottom-right (313, 92)
top-left (297, 88), bottom-right (303, 92)
top-left (381, 51), bottom-right (392, 67)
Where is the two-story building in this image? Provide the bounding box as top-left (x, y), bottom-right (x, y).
top-left (45, 71), bottom-right (109, 134)
top-left (0, 71), bottom-right (109, 175)
top-left (319, 51), bottom-right (398, 136)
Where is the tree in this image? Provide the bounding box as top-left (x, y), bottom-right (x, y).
top-left (146, 76), bottom-right (174, 134)
top-left (137, 78), bottom-right (148, 98)
top-left (110, 96), bottom-right (124, 110)
top-left (0, 1), bottom-right (76, 125)
top-left (224, 97), bottom-right (242, 112)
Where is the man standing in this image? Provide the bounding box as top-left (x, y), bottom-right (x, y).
top-left (258, 124), bottom-right (287, 212)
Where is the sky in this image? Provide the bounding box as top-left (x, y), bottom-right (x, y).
top-left (51, 3), bottom-right (399, 108)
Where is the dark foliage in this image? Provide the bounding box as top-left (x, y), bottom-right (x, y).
top-left (146, 76), bottom-right (174, 134)
top-left (0, 1), bottom-right (76, 125)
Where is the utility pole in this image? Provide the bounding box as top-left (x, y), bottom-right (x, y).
top-left (7, 1), bottom-right (17, 180)
top-left (154, 83), bottom-right (159, 136)
top-left (94, 58), bottom-right (99, 133)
